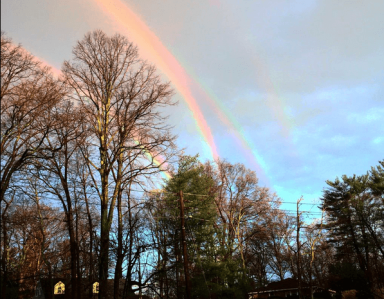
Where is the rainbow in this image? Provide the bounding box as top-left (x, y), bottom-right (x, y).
top-left (93, 0), bottom-right (219, 161)
top-left (194, 82), bottom-right (271, 184)
top-left (132, 139), bottom-right (172, 180)
top-left (34, 55), bottom-right (62, 77)
top-left (250, 55), bottom-right (293, 139)
top-left (14, 42), bottom-right (61, 77)
top-left (205, 0), bottom-right (294, 139)
top-left (92, 0), bottom-right (274, 184)
top-left (146, 154), bottom-right (172, 180)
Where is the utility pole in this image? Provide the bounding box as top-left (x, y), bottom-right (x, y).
top-left (179, 190), bottom-right (191, 299)
top-left (308, 208), bottom-right (325, 299)
top-left (296, 197), bottom-right (303, 299)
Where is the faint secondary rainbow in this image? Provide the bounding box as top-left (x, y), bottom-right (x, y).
top-left (94, 0), bottom-right (218, 161)
top-left (194, 82), bottom-right (271, 184)
top-left (147, 154), bottom-right (172, 180)
top-left (190, 0), bottom-right (297, 178)
top-left (188, 59), bottom-right (295, 186)
top-left (250, 56), bottom-right (293, 138)
top-left (211, 0), bottom-right (294, 139)
top-left (184, 59), bottom-right (295, 184)
top-left (132, 140), bottom-right (172, 180)
top-left (171, 54), bottom-right (273, 183)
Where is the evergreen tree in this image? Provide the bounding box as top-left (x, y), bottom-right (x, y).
top-left (321, 161), bottom-right (384, 296)
top-left (161, 155), bottom-right (216, 298)
top-left (152, 156), bottom-right (251, 298)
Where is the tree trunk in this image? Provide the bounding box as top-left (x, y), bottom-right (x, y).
top-left (1, 215), bottom-right (8, 299)
top-left (75, 199), bottom-right (82, 299)
top-left (123, 197), bottom-right (135, 298)
top-left (65, 203), bottom-right (78, 299)
top-left (89, 230), bottom-right (94, 299)
top-left (114, 189), bottom-right (123, 299)
top-left (175, 240), bottom-right (182, 299)
top-left (84, 175), bottom-right (94, 299)
top-left (99, 142), bottom-right (110, 299)
top-left (99, 202), bottom-right (110, 299)
top-left (179, 191), bottom-right (191, 299)
top-left (310, 254), bottom-right (313, 299)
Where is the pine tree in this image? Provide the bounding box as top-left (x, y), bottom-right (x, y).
top-left (321, 161), bottom-right (384, 296)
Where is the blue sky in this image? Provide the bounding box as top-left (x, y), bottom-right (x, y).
top-left (2, 0), bottom-right (383, 217)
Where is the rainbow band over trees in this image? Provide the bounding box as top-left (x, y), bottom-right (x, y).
top-left (131, 140), bottom-right (173, 180)
top-left (94, 0), bottom-right (219, 161)
top-left (29, 52), bottom-right (62, 78)
top-left (144, 153), bottom-right (172, 181)
top-left (93, 0), bottom-right (278, 185)
top-left (194, 82), bottom-right (271, 184)
top-left (36, 0), bottom-right (292, 186)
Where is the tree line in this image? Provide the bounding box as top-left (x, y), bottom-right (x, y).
top-left (1, 30), bottom-right (383, 299)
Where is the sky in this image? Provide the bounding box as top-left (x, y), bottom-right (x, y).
top-left (2, 0), bottom-right (383, 218)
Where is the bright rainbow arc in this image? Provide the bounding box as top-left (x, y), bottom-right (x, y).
top-left (94, 0), bottom-right (219, 161)
top-left (163, 53), bottom-right (274, 184)
top-left (93, 0), bottom-right (273, 185)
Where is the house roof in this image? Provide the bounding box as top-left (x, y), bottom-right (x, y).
top-left (252, 278), bottom-right (309, 293)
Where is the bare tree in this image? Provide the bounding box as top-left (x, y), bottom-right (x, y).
top-left (1, 32), bottom-right (65, 204)
top-left (1, 32), bottom-right (65, 298)
top-left (62, 30), bottom-right (176, 298)
top-left (212, 160), bottom-right (275, 267)
top-left (4, 196), bottom-right (66, 299)
top-left (265, 210), bottom-right (295, 281)
top-left (32, 100), bottom-right (87, 299)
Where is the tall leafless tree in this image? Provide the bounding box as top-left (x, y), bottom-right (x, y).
top-left (1, 32), bottom-right (65, 298)
top-left (1, 32), bottom-right (65, 204)
top-left (62, 30), bottom-right (176, 298)
top-left (32, 100), bottom-right (87, 299)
